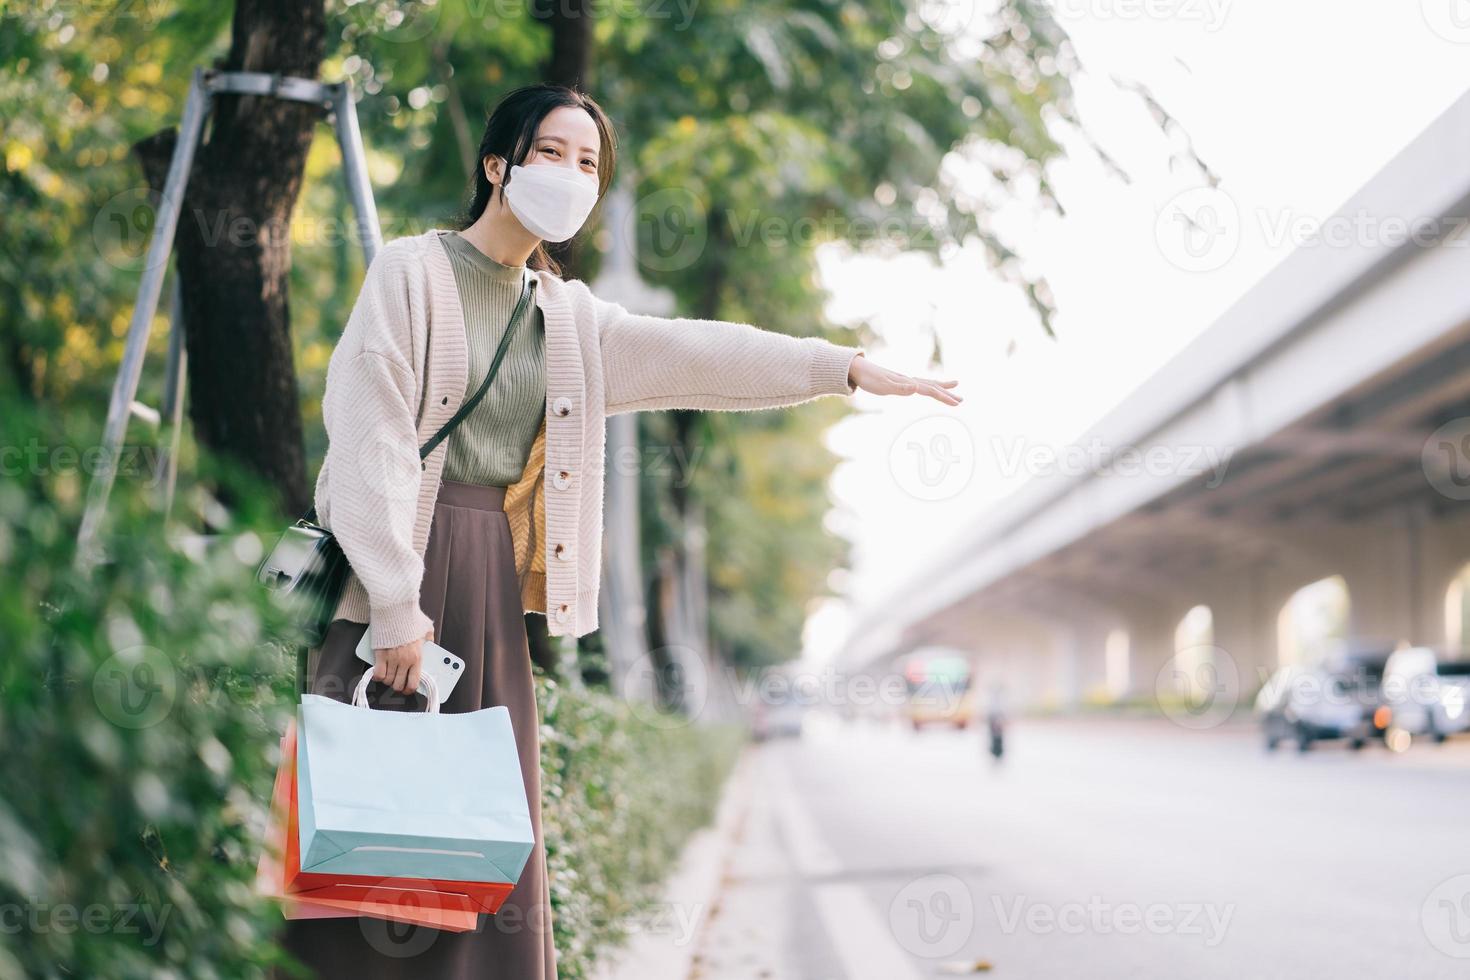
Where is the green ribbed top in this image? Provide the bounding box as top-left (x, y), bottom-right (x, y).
top-left (438, 231), bottom-right (547, 486)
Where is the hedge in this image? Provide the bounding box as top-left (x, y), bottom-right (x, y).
top-left (538, 678), bottom-right (743, 980)
top-left (0, 397), bottom-right (742, 978)
top-left (0, 401), bottom-right (300, 978)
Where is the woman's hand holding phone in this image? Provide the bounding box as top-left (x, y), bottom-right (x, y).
top-left (373, 628), bottom-right (434, 694)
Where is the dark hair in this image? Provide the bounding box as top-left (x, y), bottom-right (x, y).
top-left (455, 83), bottom-right (618, 276)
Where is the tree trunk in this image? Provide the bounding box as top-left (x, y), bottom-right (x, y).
top-left (536, 0), bottom-right (594, 286)
top-left (539, 0), bottom-right (592, 90)
top-left (647, 546), bottom-right (685, 712)
top-left (133, 0), bottom-right (326, 518)
top-left (4, 333), bottom-right (33, 402)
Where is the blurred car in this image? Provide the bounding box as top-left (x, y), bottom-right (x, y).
top-left (1379, 647), bottom-right (1470, 746)
top-left (752, 687), bottom-right (806, 741)
top-left (1255, 653), bottom-right (1388, 751)
top-left (900, 648), bottom-right (976, 730)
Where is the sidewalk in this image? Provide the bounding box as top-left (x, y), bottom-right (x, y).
top-left (682, 739), bottom-right (858, 980)
top-left (594, 749), bottom-right (756, 980)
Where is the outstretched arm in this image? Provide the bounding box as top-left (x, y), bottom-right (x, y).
top-left (592, 290), bottom-right (959, 413)
top-left (594, 292), bottom-right (861, 414)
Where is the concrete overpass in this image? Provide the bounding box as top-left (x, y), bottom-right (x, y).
top-left (843, 87), bottom-right (1470, 707)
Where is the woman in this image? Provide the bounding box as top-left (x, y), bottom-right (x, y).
top-left (284, 83), bottom-right (960, 978)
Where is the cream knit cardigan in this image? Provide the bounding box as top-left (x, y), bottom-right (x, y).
top-left (315, 228), bottom-right (866, 649)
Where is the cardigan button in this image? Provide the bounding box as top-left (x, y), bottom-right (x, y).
top-left (441, 396), bottom-right (449, 406)
top-left (554, 543), bottom-right (569, 561)
top-left (552, 396), bottom-right (572, 417)
top-left (552, 470), bottom-right (571, 491)
top-left (555, 603), bottom-right (570, 624)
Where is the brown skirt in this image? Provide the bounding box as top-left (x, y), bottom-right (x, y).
top-left (275, 480), bottom-right (557, 980)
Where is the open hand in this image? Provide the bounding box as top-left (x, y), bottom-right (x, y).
top-left (848, 353), bottom-right (961, 405)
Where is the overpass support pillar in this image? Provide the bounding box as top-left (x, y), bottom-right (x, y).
top-left (1328, 513), bottom-right (1446, 649)
top-left (1210, 570), bottom-right (1290, 693)
top-left (1119, 605), bottom-right (1186, 702)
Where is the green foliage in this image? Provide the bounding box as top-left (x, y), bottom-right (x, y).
top-left (0, 0), bottom-right (1104, 674)
top-left (0, 393), bottom-right (302, 978)
top-left (0, 2), bottom-right (230, 404)
top-left (537, 675), bottom-right (743, 980)
top-left (600, 0), bottom-right (1080, 328)
top-left (0, 386), bottom-right (742, 977)
top-left (701, 402), bottom-right (852, 668)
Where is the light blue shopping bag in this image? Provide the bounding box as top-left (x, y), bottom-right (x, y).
top-left (295, 669), bottom-right (535, 883)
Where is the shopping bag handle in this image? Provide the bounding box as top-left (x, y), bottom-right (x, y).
top-left (351, 667), bottom-right (441, 714)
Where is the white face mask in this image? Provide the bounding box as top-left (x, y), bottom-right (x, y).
top-left (500, 162), bottom-right (600, 243)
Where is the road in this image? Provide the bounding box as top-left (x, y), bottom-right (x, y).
top-left (687, 715), bottom-right (1470, 980)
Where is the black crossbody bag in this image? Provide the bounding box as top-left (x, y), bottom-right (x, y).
top-left (257, 274), bottom-right (535, 654)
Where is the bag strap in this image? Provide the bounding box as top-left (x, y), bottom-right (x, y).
top-left (301, 272), bottom-right (535, 527)
top-left (418, 273), bottom-right (535, 460)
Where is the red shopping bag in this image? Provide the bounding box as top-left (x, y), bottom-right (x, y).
top-left (280, 720), bottom-right (513, 928)
top-left (256, 724), bottom-right (357, 921)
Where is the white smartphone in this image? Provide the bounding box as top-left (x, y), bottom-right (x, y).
top-left (354, 627), bottom-right (465, 706)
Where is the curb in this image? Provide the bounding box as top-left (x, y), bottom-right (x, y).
top-left (592, 746), bottom-right (756, 980)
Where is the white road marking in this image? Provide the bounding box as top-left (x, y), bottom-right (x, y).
top-left (811, 883), bottom-right (924, 980)
top-left (764, 748), bottom-right (843, 878)
top-left (765, 747), bottom-right (924, 980)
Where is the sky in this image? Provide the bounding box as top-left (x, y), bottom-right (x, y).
top-left (803, 0), bottom-right (1470, 664)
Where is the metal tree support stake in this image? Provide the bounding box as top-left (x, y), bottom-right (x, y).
top-left (76, 67), bottom-right (382, 567)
